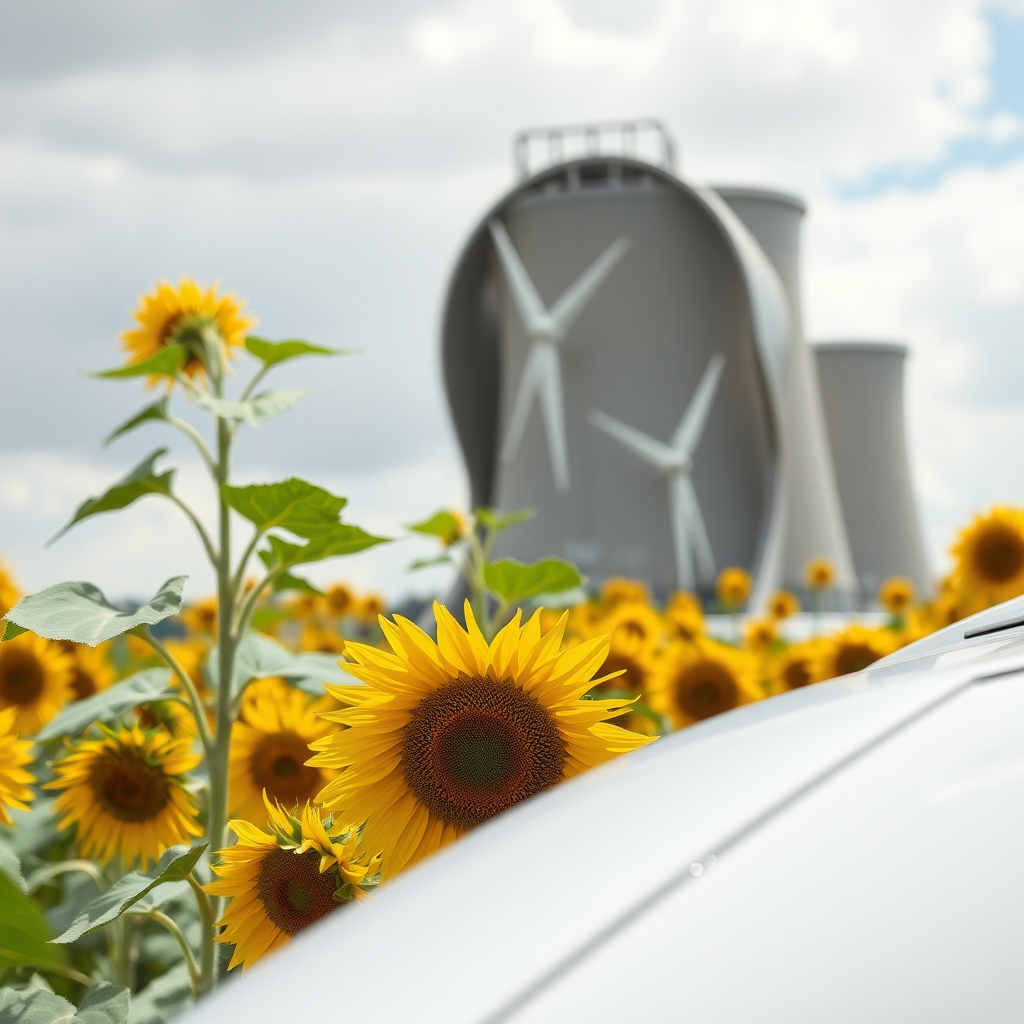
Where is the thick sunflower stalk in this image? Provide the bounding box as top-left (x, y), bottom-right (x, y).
top-left (0, 279), bottom-right (387, 1003)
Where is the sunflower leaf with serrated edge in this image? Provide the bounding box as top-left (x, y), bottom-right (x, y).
top-left (484, 557), bottom-right (585, 604)
top-left (257, 524), bottom-right (388, 571)
top-left (103, 397), bottom-right (172, 447)
top-left (36, 669), bottom-right (175, 741)
top-left (0, 987), bottom-right (78, 1024)
top-left (74, 982), bottom-right (131, 1024)
top-left (94, 345), bottom-right (188, 382)
top-left (53, 845), bottom-right (207, 944)
top-left (475, 507), bottom-right (534, 535)
top-left (192, 388), bottom-right (306, 427)
top-left (205, 632), bottom-right (353, 696)
top-left (223, 478), bottom-right (347, 538)
top-left (1, 576), bottom-right (187, 646)
top-left (269, 571), bottom-right (323, 595)
top-left (0, 864), bottom-right (67, 975)
top-left (48, 449), bottom-right (174, 544)
top-left (245, 335), bottom-right (353, 367)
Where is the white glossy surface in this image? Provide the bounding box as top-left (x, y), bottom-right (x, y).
top-left (185, 629), bottom-right (1024, 1024)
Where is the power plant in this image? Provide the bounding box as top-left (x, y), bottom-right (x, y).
top-left (441, 121), bottom-right (930, 609)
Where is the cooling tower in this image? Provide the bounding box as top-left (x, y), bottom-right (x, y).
top-left (442, 153), bottom-right (791, 606)
top-left (712, 187), bottom-right (856, 604)
top-left (813, 342), bottom-right (932, 600)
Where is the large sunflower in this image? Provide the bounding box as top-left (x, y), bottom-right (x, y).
top-left (310, 602), bottom-right (655, 879)
top-left (590, 602), bottom-right (662, 695)
top-left (0, 707), bottom-right (35, 826)
top-left (46, 725), bottom-right (202, 867)
top-left (814, 625), bottom-right (898, 681)
top-left (648, 636), bottom-right (763, 730)
top-left (768, 641), bottom-right (825, 695)
top-left (0, 559), bottom-right (22, 621)
top-left (68, 643), bottom-right (116, 701)
top-left (121, 277), bottom-right (256, 384)
top-left (0, 634), bottom-right (74, 735)
top-left (230, 683), bottom-right (337, 824)
top-left (951, 506), bottom-right (1024, 605)
top-left (205, 798), bottom-right (379, 971)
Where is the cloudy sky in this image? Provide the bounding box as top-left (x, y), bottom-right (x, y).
top-left (1, 0), bottom-right (1022, 604)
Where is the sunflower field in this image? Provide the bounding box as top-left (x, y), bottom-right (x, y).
top-left (2, 280), bottom-right (1022, 1023)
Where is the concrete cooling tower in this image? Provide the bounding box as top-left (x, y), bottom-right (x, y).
top-left (441, 122), bottom-right (922, 607)
top-left (814, 342), bottom-right (932, 599)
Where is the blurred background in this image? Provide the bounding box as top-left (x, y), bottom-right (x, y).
top-left (1, 0), bottom-right (1022, 603)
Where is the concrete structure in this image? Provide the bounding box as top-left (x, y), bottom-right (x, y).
top-left (441, 123), bottom-right (926, 607)
top-left (814, 341), bottom-right (932, 599)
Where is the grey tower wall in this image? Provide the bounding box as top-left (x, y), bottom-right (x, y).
top-left (442, 158), bottom-right (791, 603)
top-left (813, 342), bottom-right (932, 599)
top-left (713, 188), bottom-right (857, 601)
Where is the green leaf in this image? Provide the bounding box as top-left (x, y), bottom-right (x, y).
top-left (103, 398), bottom-right (171, 447)
top-left (53, 844), bottom-right (207, 944)
top-left (269, 572), bottom-right (323, 596)
top-left (49, 449), bottom-right (174, 544)
top-left (244, 336), bottom-right (351, 367)
top-left (0, 987), bottom-right (78, 1024)
top-left (484, 557), bottom-right (585, 604)
top-left (192, 388), bottom-right (306, 427)
top-left (206, 632), bottom-right (353, 696)
top-left (409, 554), bottom-right (454, 572)
top-left (0, 839), bottom-right (26, 892)
top-left (1, 620), bottom-right (28, 641)
top-left (94, 346), bottom-right (187, 382)
top-left (223, 478), bottom-right (347, 538)
top-left (258, 524), bottom-right (388, 571)
top-left (2, 577), bottom-right (187, 647)
top-left (126, 961), bottom-right (191, 1024)
top-left (36, 669), bottom-right (175, 741)
top-left (0, 866), bottom-right (67, 975)
top-left (475, 507), bottom-right (533, 535)
top-left (408, 511), bottom-right (462, 541)
top-left (76, 983), bottom-right (131, 1024)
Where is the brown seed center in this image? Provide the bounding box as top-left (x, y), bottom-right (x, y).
top-left (594, 653), bottom-right (645, 692)
top-left (975, 525), bottom-right (1024, 583)
top-left (251, 732), bottom-right (320, 804)
top-left (675, 661), bottom-right (738, 721)
top-left (835, 643), bottom-right (881, 676)
top-left (402, 678), bottom-right (565, 831)
top-left (0, 652), bottom-right (44, 705)
top-left (71, 668), bottom-right (97, 701)
top-left (783, 659), bottom-right (813, 689)
top-left (257, 847), bottom-right (338, 936)
top-left (89, 751), bottom-right (171, 822)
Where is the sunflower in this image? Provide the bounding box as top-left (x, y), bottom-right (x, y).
top-left (0, 707), bottom-right (35, 826)
top-left (805, 557), bottom-right (835, 590)
top-left (813, 625), bottom-right (897, 681)
top-left (136, 698), bottom-right (200, 739)
top-left (68, 643), bottom-right (116, 701)
top-left (286, 592), bottom-right (321, 623)
top-left (121, 277), bottom-right (256, 384)
top-left (879, 576), bottom-right (915, 616)
top-left (664, 591), bottom-right (704, 641)
top-left (951, 506), bottom-right (1024, 605)
top-left (648, 636), bottom-right (762, 730)
top-left (768, 590), bottom-right (800, 621)
top-left (353, 593), bottom-right (386, 624)
top-left (322, 583), bottom-right (355, 619)
top-left (591, 602), bottom-right (662, 695)
top-left (180, 597), bottom-right (219, 638)
top-left (0, 634), bottom-right (74, 735)
top-left (299, 627), bottom-right (347, 656)
top-left (230, 683), bottom-right (337, 824)
top-left (0, 560), bottom-right (22, 621)
top-left (310, 602), bottom-right (655, 878)
top-left (599, 577), bottom-right (651, 607)
top-left (768, 642), bottom-right (824, 695)
top-left (205, 798), bottom-right (379, 972)
top-left (715, 567), bottom-right (752, 609)
top-left (566, 601), bottom-right (605, 641)
top-left (46, 725), bottom-right (202, 868)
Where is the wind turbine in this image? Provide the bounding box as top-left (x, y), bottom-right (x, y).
top-left (489, 219), bottom-right (630, 492)
top-left (589, 353), bottom-right (726, 591)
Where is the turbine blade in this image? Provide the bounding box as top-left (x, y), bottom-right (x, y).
top-left (538, 344), bottom-right (570, 492)
top-left (501, 344), bottom-right (545, 464)
top-left (667, 474), bottom-right (697, 591)
top-left (589, 409), bottom-right (676, 473)
top-left (489, 220), bottom-right (548, 333)
top-left (673, 352), bottom-right (726, 456)
top-left (548, 237), bottom-right (631, 338)
top-left (675, 475), bottom-right (716, 585)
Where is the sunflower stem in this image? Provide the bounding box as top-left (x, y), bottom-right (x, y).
top-left (167, 415), bottom-right (217, 478)
top-left (143, 631), bottom-right (214, 756)
top-left (187, 871), bottom-right (217, 992)
top-left (167, 493), bottom-right (219, 568)
top-left (140, 909), bottom-right (202, 999)
top-left (204, 405), bottom-right (237, 994)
